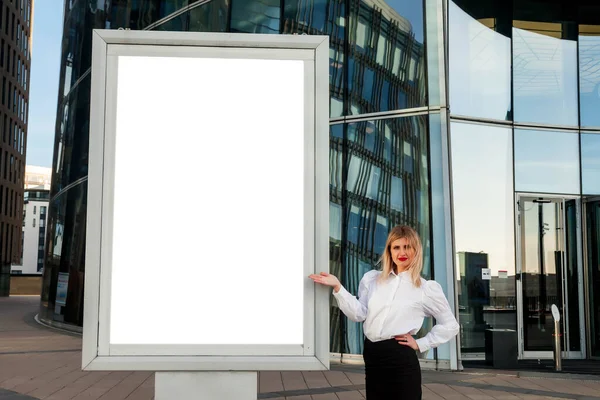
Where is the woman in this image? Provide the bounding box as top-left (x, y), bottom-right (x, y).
top-left (309, 225), bottom-right (459, 400)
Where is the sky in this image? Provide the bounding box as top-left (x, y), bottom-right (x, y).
top-left (26, 2), bottom-right (64, 168)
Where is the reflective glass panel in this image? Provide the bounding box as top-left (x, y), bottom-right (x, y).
top-left (187, 0), bottom-right (229, 32)
top-left (579, 29), bottom-right (600, 127)
top-left (39, 182), bottom-right (88, 327)
top-left (282, 0), bottom-right (345, 118)
top-left (581, 133), bottom-right (600, 195)
top-left (230, 0), bottom-right (280, 33)
top-left (347, 0), bottom-right (426, 115)
top-left (341, 115), bottom-right (431, 355)
top-left (450, 122), bottom-right (516, 355)
top-left (513, 23), bottom-right (578, 126)
top-left (520, 198), bottom-right (563, 351)
top-left (514, 129), bottom-right (579, 194)
top-left (449, 1), bottom-right (511, 120)
top-left (586, 199), bottom-right (600, 357)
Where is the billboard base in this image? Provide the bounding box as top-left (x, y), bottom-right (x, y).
top-left (155, 371), bottom-right (257, 400)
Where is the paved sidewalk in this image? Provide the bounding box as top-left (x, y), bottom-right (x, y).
top-left (2, 296), bottom-right (600, 399)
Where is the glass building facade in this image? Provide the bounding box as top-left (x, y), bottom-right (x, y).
top-left (450, 0), bottom-right (600, 362)
top-left (40, 0), bottom-right (600, 367)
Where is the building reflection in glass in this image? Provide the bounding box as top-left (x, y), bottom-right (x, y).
top-left (450, 122), bottom-right (516, 355)
top-left (347, 0), bottom-right (426, 115)
top-left (513, 22), bottom-right (578, 126)
top-left (579, 26), bottom-right (600, 128)
top-left (333, 115), bottom-right (431, 355)
top-left (449, 0), bottom-right (511, 120)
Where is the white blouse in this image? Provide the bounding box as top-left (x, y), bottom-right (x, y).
top-left (332, 269), bottom-right (460, 353)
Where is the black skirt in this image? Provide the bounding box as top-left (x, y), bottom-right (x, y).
top-left (363, 338), bottom-right (422, 400)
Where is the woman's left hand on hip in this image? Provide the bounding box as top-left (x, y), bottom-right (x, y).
top-left (394, 334), bottom-right (418, 350)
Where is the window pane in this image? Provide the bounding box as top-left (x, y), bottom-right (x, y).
top-left (579, 31), bottom-right (600, 127)
top-left (342, 115), bottom-right (431, 354)
top-left (282, 0), bottom-right (345, 118)
top-left (450, 122), bottom-right (516, 355)
top-left (514, 129), bottom-right (579, 194)
top-left (231, 0), bottom-right (280, 34)
top-left (513, 24), bottom-right (578, 126)
top-left (449, 1), bottom-right (511, 120)
top-left (347, 0), bottom-right (425, 115)
top-left (582, 133), bottom-right (600, 195)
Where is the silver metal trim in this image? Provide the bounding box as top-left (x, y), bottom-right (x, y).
top-left (97, 54), bottom-right (119, 356)
top-left (85, 356), bottom-right (328, 371)
top-left (514, 124), bottom-right (579, 133)
top-left (434, 107), bottom-right (459, 370)
top-left (82, 30), bottom-right (107, 370)
top-left (579, 126), bottom-right (600, 132)
top-left (450, 115), bottom-right (513, 127)
top-left (342, 106), bottom-right (429, 121)
top-left (49, 175), bottom-right (89, 203)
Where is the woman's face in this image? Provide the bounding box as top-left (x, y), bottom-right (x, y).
top-left (390, 237), bottom-right (415, 272)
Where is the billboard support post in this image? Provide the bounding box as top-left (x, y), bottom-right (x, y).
top-left (155, 371), bottom-right (257, 400)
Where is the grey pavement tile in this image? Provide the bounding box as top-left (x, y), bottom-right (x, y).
top-left (260, 372), bottom-right (284, 393)
top-left (301, 372), bottom-right (330, 389)
top-left (424, 383), bottom-right (471, 399)
top-left (422, 386), bottom-right (446, 400)
top-left (309, 393), bottom-right (339, 400)
top-left (322, 371), bottom-right (352, 387)
top-left (449, 384), bottom-right (497, 400)
top-left (0, 389), bottom-right (38, 400)
top-left (334, 390), bottom-right (364, 399)
top-left (477, 388), bottom-right (522, 400)
top-left (449, 380), bottom-right (600, 400)
top-left (281, 372), bottom-right (309, 391)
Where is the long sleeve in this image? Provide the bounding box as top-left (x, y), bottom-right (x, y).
top-left (332, 270), bottom-right (378, 322)
top-left (415, 280), bottom-right (460, 353)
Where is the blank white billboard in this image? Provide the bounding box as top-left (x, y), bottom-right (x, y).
top-left (83, 31), bottom-right (329, 371)
top-left (111, 56), bottom-right (305, 346)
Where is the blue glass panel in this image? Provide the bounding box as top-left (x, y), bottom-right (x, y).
top-left (514, 129), bottom-right (580, 194)
top-left (513, 26), bottom-right (578, 126)
top-left (449, 1), bottom-right (511, 120)
top-left (579, 34), bottom-right (600, 127)
top-left (581, 133), bottom-right (600, 195)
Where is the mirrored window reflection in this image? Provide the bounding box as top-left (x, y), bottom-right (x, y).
top-left (187, 0), bottom-right (229, 32)
top-left (282, 0), bottom-right (345, 118)
top-left (39, 182), bottom-right (88, 327)
top-left (450, 122), bottom-right (516, 355)
top-left (340, 115), bottom-right (431, 355)
top-left (151, 0), bottom-right (230, 32)
top-left (449, 1), bottom-right (511, 120)
top-left (230, 0), bottom-right (280, 33)
top-left (514, 129), bottom-right (580, 194)
top-left (581, 133), bottom-right (600, 195)
top-left (347, 0), bottom-right (426, 115)
top-left (328, 124), bottom-right (344, 353)
top-left (579, 28), bottom-right (600, 127)
top-left (513, 22), bottom-right (578, 126)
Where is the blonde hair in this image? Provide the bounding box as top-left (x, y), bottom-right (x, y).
top-left (378, 225), bottom-right (423, 287)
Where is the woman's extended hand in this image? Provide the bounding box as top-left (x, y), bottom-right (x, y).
top-left (308, 272), bottom-right (341, 293)
top-left (394, 334), bottom-right (419, 350)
